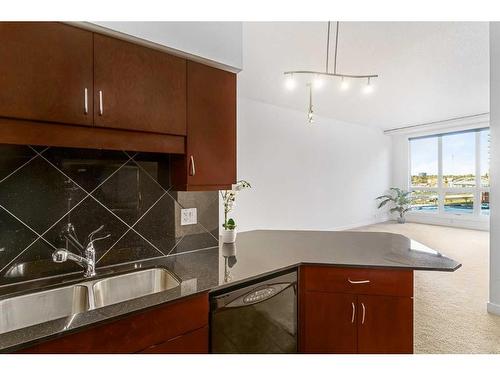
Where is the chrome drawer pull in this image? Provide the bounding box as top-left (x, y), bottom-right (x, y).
top-left (347, 278), bottom-right (371, 284)
top-left (351, 302), bottom-right (356, 324)
top-left (361, 302), bottom-right (366, 324)
top-left (84, 88), bottom-right (88, 114)
top-left (189, 155), bottom-right (196, 176)
top-left (99, 90), bottom-right (104, 116)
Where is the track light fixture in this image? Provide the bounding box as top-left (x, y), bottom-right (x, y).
top-left (283, 21), bottom-right (378, 122)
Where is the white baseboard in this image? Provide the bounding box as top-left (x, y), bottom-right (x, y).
top-left (238, 216), bottom-right (390, 233)
top-left (406, 213), bottom-right (489, 231)
top-left (487, 301), bottom-right (500, 316)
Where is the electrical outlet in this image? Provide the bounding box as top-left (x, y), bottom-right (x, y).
top-left (181, 208), bottom-right (197, 225)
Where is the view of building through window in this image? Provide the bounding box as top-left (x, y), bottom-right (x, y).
top-left (410, 137), bottom-right (438, 187)
top-left (409, 128), bottom-right (489, 216)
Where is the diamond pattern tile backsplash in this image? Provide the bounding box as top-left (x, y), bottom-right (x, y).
top-left (0, 144), bottom-right (219, 285)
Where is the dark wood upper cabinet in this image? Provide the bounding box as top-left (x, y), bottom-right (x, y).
top-left (0, 22), bottom-right (93, 126)
top-left (0, 23), bottom-right (237, 168)
top-left (171, 61), bottom-right (237, 190)
top-left (93, 34), bottom-right (187, 135)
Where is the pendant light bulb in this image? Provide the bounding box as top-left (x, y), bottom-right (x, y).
top-left (363, 77), bottom-right (374, 94)
top-left (308, 108), bottom-right (314, 124)
top-left (285, 74), bottom-right (296, 91)
top-left (312, 75), bottom-right (324, 90)
top-left (307, 83), bottom-right (314, 124)
top-left (340, 76), bottom-right (349, 91)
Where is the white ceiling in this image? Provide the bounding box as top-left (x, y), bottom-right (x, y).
top-left (238, 22), bottom-right (489, 130)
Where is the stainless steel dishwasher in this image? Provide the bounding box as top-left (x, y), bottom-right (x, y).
top-left (210, 270), bottom-right (297, 353)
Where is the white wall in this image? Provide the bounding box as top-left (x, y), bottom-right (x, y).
top-left (230, 97), bottom-right (391, 232)
top-left (89, 22), bottom-right (242, 71)
top-left (489, 22), bottom-right (500, 315)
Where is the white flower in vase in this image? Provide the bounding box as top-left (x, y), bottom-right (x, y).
top-left (220, 180), bottom-right (251, 243)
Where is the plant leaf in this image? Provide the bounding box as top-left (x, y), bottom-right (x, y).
top-left (377, 199), bottom-right (391, 208)
top-left (375, 195), bottom-right (392, 200)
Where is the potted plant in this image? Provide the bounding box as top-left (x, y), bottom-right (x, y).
top-left (220, 180), bottom-right (251, 243)
top-left (376, 187), bottom-right (412, 224)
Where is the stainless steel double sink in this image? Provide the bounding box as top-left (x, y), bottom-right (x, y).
top-left (0, 268), bottom-right (181, 334)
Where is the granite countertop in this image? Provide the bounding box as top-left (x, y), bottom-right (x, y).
top-left (0, 230), bottom-right (461, 352)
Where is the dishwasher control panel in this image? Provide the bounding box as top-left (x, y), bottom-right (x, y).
top-left (243, 286), bottom-right (276, 304)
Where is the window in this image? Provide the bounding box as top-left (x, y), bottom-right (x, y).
top-left (480, 129), bottom-right (490, 187)
top-left (442, 132), bottom-right (475, 188)
top-left (410, 137), bottom-right (438, 187)
top-left (411, 190), bottom-right (438, 212)
top-left (409, 128), bottom-right (490, 217)
top-left (444, 192), bottom-right (474, 214)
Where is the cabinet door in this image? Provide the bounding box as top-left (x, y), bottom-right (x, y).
top-left (93, 34), bottom-right (186, 135)
top-left (139, 326), bottom-right (209, 354)
top-left (172, 61), bottom-right (236, 190)
top-left (302, 291), bottom-right (357, 353)
top-left (0, 22), bottom-right (93, 126)
top-left (357, 295), bottom-right (413, 354)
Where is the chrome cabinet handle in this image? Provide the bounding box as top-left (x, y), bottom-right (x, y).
top-left (351, 302), bottom-right (356, 324)
top-left (84, 88), bottom-right (88, 114)
top-left (361, 302), bottom-right (366, 325)
top-left (189, 155), bottom-right (196, 176)
top-left (98, 90), bottom-right (103, 116)
top-left (348, 278), bottom-right (371, 284)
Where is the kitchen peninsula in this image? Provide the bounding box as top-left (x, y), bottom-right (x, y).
top-left (0, 230), bottom-right (460, 353)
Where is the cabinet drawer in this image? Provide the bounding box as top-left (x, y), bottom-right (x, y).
top-left (301, 266), bottom-right (413, 297)
top-left (139, 326), bottom-right (209, 354)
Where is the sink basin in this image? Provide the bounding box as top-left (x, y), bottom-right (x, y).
top-left (0, 285), bottom-right (89, 334)
top-left (92, 268), bottom-right (181, 308)
top-left (0, 268), bottom-right (181, 334)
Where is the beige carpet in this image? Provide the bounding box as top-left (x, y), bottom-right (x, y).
top-left (353, 221), bottom-right (500, 354)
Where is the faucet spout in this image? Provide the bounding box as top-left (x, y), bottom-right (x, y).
top-left (51, 225), bottom-right (109, 278)
top-left (52, 248), bottom-right (96, 278)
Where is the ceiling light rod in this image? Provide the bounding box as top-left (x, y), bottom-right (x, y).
top-left (284, 21), bottom-right (378, 79)
top-left (283, 71), bottom-right (378, 79)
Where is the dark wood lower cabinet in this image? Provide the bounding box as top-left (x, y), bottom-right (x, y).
top-left (18, 293), bottom-right (209, 354)
top-left (302, 292), bottom-right (357, 354)
top-left (357, 295), bottom-right (413, 354)
top-left (15, 267), bottom-right (413, 354)
top-left (300, 266), bottom-right (414, 354)
top-left (139, 326), bottom-right (209, 354)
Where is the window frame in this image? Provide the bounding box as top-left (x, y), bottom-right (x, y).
top-left (408, 128), bottom-right (489, 218)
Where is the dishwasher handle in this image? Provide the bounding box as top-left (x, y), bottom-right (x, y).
top-left (215, 282), bottom-right (295, 309)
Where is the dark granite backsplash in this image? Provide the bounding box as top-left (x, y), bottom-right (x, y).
top-left (0, 144), bottom-right (219, 285)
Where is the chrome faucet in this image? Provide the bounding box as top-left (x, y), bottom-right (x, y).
top-left (52, 225), bottom-right (110, 278)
